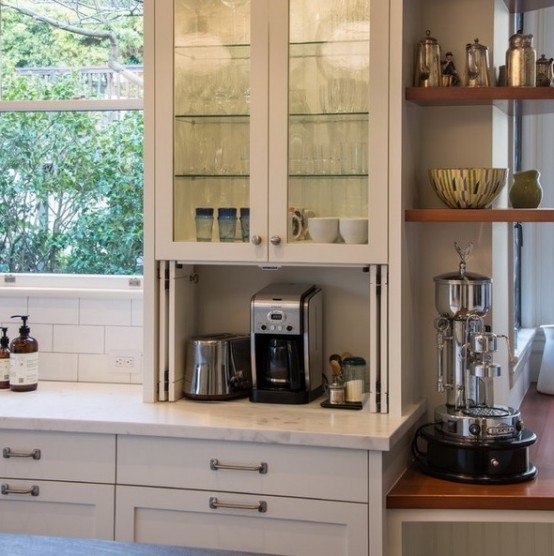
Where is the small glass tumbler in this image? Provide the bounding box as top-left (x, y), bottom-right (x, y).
top-left (239, 207), bottom-right (250, 242)
top-left (195, 208), bottom-right (214, 242)
top-left (218, 207), bottom-right (237, 242)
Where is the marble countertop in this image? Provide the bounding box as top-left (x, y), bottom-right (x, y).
top-left (0, 382), bottom-right (425, 451)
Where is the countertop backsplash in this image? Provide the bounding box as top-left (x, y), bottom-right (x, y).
top-left (0, 292), bottom-right (143, 384)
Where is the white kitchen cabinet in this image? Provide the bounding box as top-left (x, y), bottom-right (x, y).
top-left (116, 485), bottom-right (368, 556)
top-left (115, 434), bottom-right (369, 554)
top-left (153, 0), bottom-right (389, 266)
top-left (0, 429), bottom-right (115, 539)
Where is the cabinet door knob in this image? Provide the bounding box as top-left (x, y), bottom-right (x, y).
top-left (251, 235), bottom-right (262, 245)
top-left (270, 235), bottom-right (282, 246)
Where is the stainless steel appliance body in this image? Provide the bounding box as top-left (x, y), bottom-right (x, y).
top-left (413, 243), bottom-right (537, 484)
top-left (183, 333), bottom-right (252, 400)
top-left (250, 283), bottom-right (323, 404)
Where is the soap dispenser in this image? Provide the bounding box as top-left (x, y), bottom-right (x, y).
top-left (9, 314), bottom-right (39, 392)
top-left (0, 327), bottom-right (10, 389)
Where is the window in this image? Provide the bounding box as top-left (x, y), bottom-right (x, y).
top-left (519, 7), bottom-right (554, 330)
top-left (0, 1), bottom-right (144, 276)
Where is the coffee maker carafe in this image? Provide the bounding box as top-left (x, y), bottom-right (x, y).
top-left (250, 283), bottom-right (323, 404)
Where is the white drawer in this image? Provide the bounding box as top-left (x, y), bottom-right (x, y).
top-left (116, 484), bottom-right (368, 556)
top-left (0, 429), bottom-right (116, 483)
top-left (117, 436), bottom-right (368, 503)
top-left (0, 478), bottom-right (114, 539)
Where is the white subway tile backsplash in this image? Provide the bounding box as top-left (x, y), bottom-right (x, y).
top-left (29, 297), bottom-right (79, 325)
top-left (131, 298), bottom-right (143, 327)
top-left (80, 298), bottom-right (132, 326)
top-left (53, 324), bottom-right (105, 354)
top-left (39, 353), bottom-right (79, 382)
top-left (0, 297), bottom-right (29, 322)
top-left (31, 324), bottom-right (54, 352)
top-left (2, 292), bottom-right (143, 385)
top-left (105, 325), bottom-right (144, 353)
top-left (79, 354), bottom-right (133, 384)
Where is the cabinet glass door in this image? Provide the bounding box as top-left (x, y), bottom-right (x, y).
top-left (173, 0), bottom-right (252, 245)
top-left (271, 0), bottom-right (388, 264)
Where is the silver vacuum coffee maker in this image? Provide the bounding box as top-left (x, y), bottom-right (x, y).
top-left (413, 243), bottom-right (537, 483)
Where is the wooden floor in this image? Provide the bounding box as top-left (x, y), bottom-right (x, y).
top-left (387, 384), bottom-right (554, 510)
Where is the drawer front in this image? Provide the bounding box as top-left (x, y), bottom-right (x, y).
top-left (0, 478), bottom-right (114, 539)
top-left (115, 485), bottom-right (368, 556)
top-left (0, 430), bottom-right (115, 483)
top-left (117, 436), bottom-right (368, 502)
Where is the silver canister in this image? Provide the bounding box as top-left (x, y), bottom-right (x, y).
top-left (414, 30), bottom-right (442, 87)
top-left (506, 32), bottom-right (536, 87)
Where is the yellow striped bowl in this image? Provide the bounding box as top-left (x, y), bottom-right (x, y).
top-left (428, 168), bottom-right (508, 209)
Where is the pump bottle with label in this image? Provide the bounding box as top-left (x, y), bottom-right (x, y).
top-left (9, 315), bottom-right (39, 392)
top-left (0, 327), bottom-right (10, 389)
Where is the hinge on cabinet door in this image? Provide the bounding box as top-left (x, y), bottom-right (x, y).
top-left (3, 274), bottom-right (16, 283)
top-left (163, 369), bottom-right (169, 394)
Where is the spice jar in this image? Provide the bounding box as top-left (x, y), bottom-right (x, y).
top-left (342, 356), bottom-right (366, 403)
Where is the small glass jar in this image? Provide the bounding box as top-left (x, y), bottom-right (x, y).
top-left (218, 207), bottom-right (237, 242)
top-left (195, 207), bottom-right (214, 242)
top-left (239, 207), bottom-right (250, 242)
top-left (342, 356), bottom-right (366, 403)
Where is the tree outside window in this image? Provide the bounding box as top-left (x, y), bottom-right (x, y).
top-left (0, 0), bottom-right (144, 275)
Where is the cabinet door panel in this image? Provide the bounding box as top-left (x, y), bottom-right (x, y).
top-left (0, 479), bottom-right (114, 539)
top-left (116, 485), bottom-right (368, 556)
top-left (0, 430), bottom-right (116, 483)
top-left (117, 435), bottom-right (368, 502)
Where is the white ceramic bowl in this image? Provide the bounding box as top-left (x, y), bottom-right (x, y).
top-left (428, 168), bottom-right (508, 209)
top-left (308, 217), bottom-right (339, 243)
top-left (339, 218), bottom-right (368, 244)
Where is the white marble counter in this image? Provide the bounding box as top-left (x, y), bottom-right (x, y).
top-left (0, 382), bottom-right (425, 451)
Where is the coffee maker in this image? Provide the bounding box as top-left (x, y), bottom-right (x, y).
top-left (250, 283), bottom-right (323, 404)
top-left (413, 243), bottom-right (537, 483)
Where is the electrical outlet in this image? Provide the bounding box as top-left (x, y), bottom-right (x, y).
top-left (108, 350), bottom-right (142, 374)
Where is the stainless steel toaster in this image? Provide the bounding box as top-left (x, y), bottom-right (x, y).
top-left (183, 333), bottom-right (252, 400)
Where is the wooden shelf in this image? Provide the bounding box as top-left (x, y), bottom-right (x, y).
top-left (405, 208), bottom-right (554, 222)
top-left (505, 0), bottom-right (554, 12)
top-left (406, 87), bottom-right (554, 107)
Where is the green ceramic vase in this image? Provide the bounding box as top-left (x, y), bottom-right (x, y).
top-left (509, 169), bottom-right (543, 208)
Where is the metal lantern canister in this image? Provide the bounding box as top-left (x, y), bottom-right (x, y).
top-left (412, 243), bottom-right (537, 484)
top-left (506, 31), bottom-right (536, 87)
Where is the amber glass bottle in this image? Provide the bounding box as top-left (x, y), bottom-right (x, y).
top-left (9, 315), bottom-right (39, 392)
top-left (0, 327), bottom-right (10, 389)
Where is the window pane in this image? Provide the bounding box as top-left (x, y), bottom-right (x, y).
top-left (0, 1), bottom-right (143, 101)
top-left (0, 110), bottom-right (143, 275)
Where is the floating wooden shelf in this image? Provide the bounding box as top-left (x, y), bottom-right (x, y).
top-left (505, 0), bottom-right (554, 12)
top-left (405, 208), bottom-right (554, 223)
top-left (405, 87), bottom-right (554, 107)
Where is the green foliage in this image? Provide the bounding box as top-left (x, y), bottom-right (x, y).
top-left (0, 2), bottom-right (144, 275)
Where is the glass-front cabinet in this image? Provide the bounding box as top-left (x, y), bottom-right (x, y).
top-left (154, 0), bottom-right (388, 265)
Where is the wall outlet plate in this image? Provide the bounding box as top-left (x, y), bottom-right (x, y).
top-left (108, 350), bottom-right (143, 374)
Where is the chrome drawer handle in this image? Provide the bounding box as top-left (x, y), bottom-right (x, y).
top-left (209, 458), bottom-right (268, 474)
top-left (2, 448), bottom-right (41, 460)
top-left (1, 484), bottom-right (40, 496)
top-left (209, 496), bottom-right (267, 513)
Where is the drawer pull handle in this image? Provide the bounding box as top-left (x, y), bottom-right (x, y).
top-left (209, 458), bottom-right (268, 474)
top-left (209, 496), bottom-right (267, 513)
top-left (2, 448), bottom-right (41, 460)
top-left (1, 484), bottom-right (40, 496)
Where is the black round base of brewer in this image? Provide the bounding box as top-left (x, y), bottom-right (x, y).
top-left (412, 423), bottom-right (538, 484)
